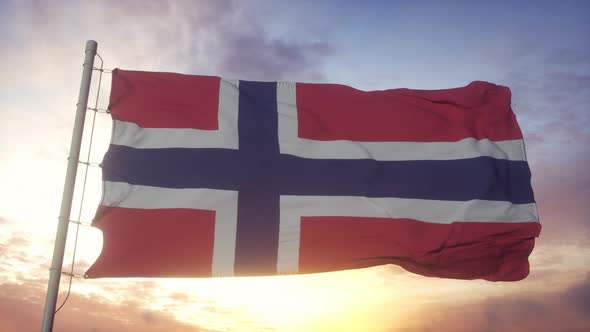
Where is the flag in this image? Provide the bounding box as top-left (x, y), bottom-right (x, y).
top-left (86, 69), bottom-right (540, 281)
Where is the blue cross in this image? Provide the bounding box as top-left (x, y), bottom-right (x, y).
top-left (103, 81), bottom-right (534, 275)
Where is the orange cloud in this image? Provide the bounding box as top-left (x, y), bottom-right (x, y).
top-left (0, 280), bottom-right (209, 332)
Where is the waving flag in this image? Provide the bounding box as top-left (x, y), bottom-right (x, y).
top-left (86, 69), bottom-right (540, 281)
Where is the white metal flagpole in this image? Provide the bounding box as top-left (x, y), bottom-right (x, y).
top-left (40, 40), bottom-right (98, 332)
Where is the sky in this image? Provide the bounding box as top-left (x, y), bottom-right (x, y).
top-left (0, 0), bottom-right (589, 331)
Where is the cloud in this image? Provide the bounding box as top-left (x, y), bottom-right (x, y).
top-left (563, 275), bottom-right (590, 315)
top-left (405, 277), bottom-right (590, 332)
top-left (0, 234), bottom-right (36, 266)
top-left (491, 44), bottom-right (590, 147)
top-left (0, 280), bottom-right (210, 332)
top-left (529, 161), bottom-right (590, 242)
top-left (215, 27), bottom-right (333, 81)
top-left (544, 48), bottom-right (590, 68)
top-left (0, 0), bottom-right (334, 82)
top-left (504, 47), bottom-right (590, 160)
top-left (6, 235), bottom-right (30, 247)
top-left (98, 0), bottom-right (335, 81)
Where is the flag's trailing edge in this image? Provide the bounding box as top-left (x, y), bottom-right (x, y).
top-left (86, 69), bottom-right (541, 281)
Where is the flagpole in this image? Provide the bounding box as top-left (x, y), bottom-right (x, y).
top-left (40, 40), bottom-right (98, 332)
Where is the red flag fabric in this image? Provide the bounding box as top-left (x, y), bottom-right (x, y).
top-left (87, 69), bottom-right (540, 281)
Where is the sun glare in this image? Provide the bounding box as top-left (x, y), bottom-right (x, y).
top-left (154, 270), bottom-right (403, 332)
